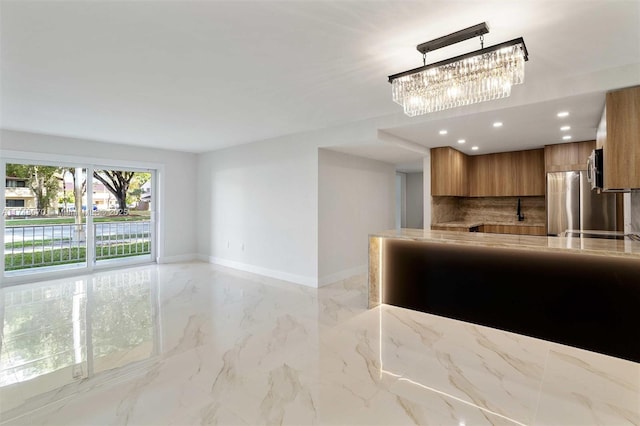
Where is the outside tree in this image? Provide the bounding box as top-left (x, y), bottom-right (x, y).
top-left (93, 170), bottom-right (135, 214)
top-left (6, 164), bottom-right (61, 215)
top-left (66, 168), bottom-right (86, 240)
top-left (126, 172), bottom-right (151, 208)
top-left (6, 164), bottom-right (30, 178)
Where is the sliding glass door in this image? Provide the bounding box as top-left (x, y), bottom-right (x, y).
top-left (92, 167), bottom-right (153, 266)
top-left (2, 159), bottom-right (156, 281)
top-left (4, 163), bottom-right (88, 275)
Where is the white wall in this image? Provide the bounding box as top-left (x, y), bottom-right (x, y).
top-left (0, 124), bottom-right (411, 288)
top-left (405, 172), bottom-right (423, 229)
top-left (318, 149), bottom-right (395, 286)
top-left (423, 150), bottom-right (432, 228)
top-left (0, 129), bottom-right (198, 262)
top-left (196, 134), bottom-right (319, 286)
top-left (395, 173), bottom-right (406, 228)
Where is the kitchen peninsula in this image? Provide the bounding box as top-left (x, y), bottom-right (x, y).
top-left (368, 229), bottom-right (640, 362)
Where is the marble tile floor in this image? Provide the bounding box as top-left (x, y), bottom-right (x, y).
top-left (0, 262), bottom-right (638, 425)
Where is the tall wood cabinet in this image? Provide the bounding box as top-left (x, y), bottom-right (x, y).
top-left (597, 86), bottom-right (640, 190)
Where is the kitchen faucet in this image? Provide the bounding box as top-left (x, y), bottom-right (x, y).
top-left (517, 197), bottom-right (525, 221)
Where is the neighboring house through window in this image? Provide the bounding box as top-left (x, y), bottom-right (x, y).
top-left (6, 179), bottom-right (27, 188)
top-left (6, 199), bottom-right (25, 207)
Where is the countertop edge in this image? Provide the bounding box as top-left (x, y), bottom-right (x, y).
top-left (370, 229), bottom-right (640, 260)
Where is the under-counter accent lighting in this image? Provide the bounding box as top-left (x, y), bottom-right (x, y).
top-left (560, 125), bottom-right (571, 131)
top-left (557, 111), bottom-right (570, 118)
top-left (388, 23), bottom-right (528, 116)
top-left (439, 129), bottom-right (448, 135)
top-left (471, 146), bottom-right (479, 150)
top-left (493, 122), bottom-right (503, 127)
top-left (562, 135), bottom-right (572, 140)
top-left (457, 139), bottom-right (466, 144)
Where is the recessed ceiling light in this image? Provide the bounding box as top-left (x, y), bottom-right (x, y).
top-left (471, 146), bottom-right (479, 151)
top-left (562, 135), bottom-right (572, 140)
top-left (560, 125), bottom-right (571, 131)
top-left (557, 111), bottom-right (570, 118)
top-left (439, 130), bottom-right (448, 135)
top-left (457, 139), bottom-right (466, 144)
top-left (493, 122), bottom-right (503, 128)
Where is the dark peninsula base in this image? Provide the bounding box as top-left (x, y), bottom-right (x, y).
top-left (383, 239), bottom-right (640, 363)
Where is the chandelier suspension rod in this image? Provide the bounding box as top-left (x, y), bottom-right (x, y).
top-left (388, 37), bottom-right (529, 83)
top-left (416, 22), bottom-right (489, 54)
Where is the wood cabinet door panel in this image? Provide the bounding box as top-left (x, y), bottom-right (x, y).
top-left (469, 150), bottom-right (543, 196)
top-left (431, 147), bottom-right (468, 196)
top-left (544, 141), bottom-right (595, 173)
top-left (604, 86), bottom-right (640, 190)
top-left (516, 149), bottom-right (545, 196)
top-left (482, 224), bottom-right (546, 235)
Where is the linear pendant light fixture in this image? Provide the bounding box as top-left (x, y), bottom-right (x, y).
top-left (388, 23), bottom-right (529, 117)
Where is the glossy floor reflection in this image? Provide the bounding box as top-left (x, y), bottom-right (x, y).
top-left (0, 262), bottom-right (638, 425)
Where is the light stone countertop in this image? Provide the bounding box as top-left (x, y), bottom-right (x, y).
top-left (371, 228), bottom-right (640, 259)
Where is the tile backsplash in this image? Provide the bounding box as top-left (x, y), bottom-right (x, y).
top-left (432, 196), bottom-right (546, 225)
top-left (431, 196), bottom-right (463, 223)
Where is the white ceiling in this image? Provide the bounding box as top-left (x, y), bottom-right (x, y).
top-left (383, 92), bottom-right (606, 155)
top-left (1, 1), bottom-right (639, 157)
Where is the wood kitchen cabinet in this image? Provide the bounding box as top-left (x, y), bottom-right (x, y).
top-left (468, 149), bottom-right (544, 196)
top-left (597, 86), bottom-right (640, 190)
top-left (544, 140), bottom-right (595, 172)
top-left (482, 224), bottom-right (546, 236)
top-left (431, 147), bottom-right (468, 196)
top-left (431, 225), bottom-right (476, 232)
top-left (468, 152), bottom-right (501, 196)
top-left (514, 149), bottom-right (545, 196)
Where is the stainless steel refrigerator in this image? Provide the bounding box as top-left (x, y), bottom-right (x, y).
top-left (546, 171), bottom-right (617, 235)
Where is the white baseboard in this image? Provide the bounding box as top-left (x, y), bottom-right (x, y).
top-left (157, 253), bottom-right (199, 264)
top-left (206, 256), bottom-right (318, 288)
top-left (318, 265), bottom-right (367, 287)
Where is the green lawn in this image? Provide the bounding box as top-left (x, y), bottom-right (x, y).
top-left (5, 234), bottom-right (150, 249)
top-left (96, 233), bottom-right (150, 241)
top-left (5, 213), bottom-right (151, 227)
top-left (5, 238), bottom-right (71, 249)
top-left (5, 242), bottom-right (151, 271)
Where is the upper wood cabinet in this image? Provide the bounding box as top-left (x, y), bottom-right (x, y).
top-left (432, 147), bottom-right (544, 197)
top-left (514, 149), bottom-right (545, 196)
top-left (431, 147), bottom-right (468, 196)
top-left (468, 149), bottom-right (544, 196)
top-left (597, 86), bottom-right (640, 190)
top-left (544, 140), bottom-right (595, 172)
top-left (468, 152), bottom-right (501, 196)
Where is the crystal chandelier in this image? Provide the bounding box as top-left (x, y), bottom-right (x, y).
top-left (388, 23), bottom-right (529, 117)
